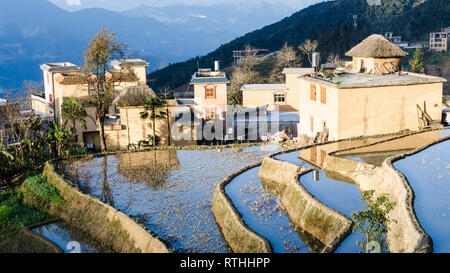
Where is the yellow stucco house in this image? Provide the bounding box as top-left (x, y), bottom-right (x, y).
top-left (33, 59), bottom-right (196, 150)
top-left (242, 68), bottom-right (313, 112)
top-left (296, 34), bottom-right (446, 140)
top-left (190, 67), bottom-right (229, 121)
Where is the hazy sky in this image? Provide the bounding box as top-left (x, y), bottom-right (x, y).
top-left (50, 0), bottom-right (323, 11)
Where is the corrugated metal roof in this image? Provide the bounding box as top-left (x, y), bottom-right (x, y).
top-left (241, 84), bottom-right (286, 91)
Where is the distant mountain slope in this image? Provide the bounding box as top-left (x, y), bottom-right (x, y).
top-left (0, 0), bottom-right (302, 93)
top-left (149, 0), bottom-right (450, 92)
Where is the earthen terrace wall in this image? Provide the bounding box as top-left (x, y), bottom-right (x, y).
top-left (41, 162), bottom-right (169, 253)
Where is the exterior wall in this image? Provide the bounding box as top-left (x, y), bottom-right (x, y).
top-left (31, 96), bottom-right (51, 115)
top-left (298, 76), bottom-right (443, 140)
top-left (193, 83), bottom-right (228, 120)
top-left (42, 70), bottom-right (54, 103)
top-left (243, 89), bottom-right (294, 111)
top-left (337, 82), bottom-right (443, 139)
top-left (131, 66), bottom-right (147, 84)
top-left (284, 73), bottom-right (307, 111)
top-left (53, 82), bottom-right (89, 124)
top-left (298, 79), bottom-right (339, 140)
top-left (102, 106), bottom-right (194, 151)
top-left (352, 57), bottom-right (401, 74)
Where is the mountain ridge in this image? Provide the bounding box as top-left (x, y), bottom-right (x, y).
top-left (148, 0), bottom-right (450, 92)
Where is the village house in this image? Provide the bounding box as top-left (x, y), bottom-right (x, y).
top-left (31, 59), bottom-right (196, 151)
top-left (191, 63), bottom-right (229, 122)
top-left (430, 27), bottom-right (450, 52)
top-left (242, 68), bottom-right (313, 112)
top-left (296, 34), bottom-right (446, 140)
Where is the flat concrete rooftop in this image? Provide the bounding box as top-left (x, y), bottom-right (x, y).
top-left (303, 71), bottom-right (447, 89)
top-left (241, 84), bottom-right (286, 91)
top-left (40, 62), bottom-right (80, 72)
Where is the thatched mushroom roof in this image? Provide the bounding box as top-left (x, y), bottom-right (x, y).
top-left (112, 85), bottom-right (156, 107)
top-left (345, 34), bottom-right (408, 58)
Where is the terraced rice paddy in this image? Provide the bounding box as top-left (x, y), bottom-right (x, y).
top-left (394, 138), bottom-right (450, 253)
top-left (274, 152), bottom-right (372, 253)
top-left (55, 145), bottom-right (281, 253)
top-left (31, 222), bottom-right (113, 253)
top-left (225, 166), bottom-right (325, 253)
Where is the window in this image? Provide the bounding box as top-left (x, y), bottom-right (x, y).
top-left (310, 116), bottom-right (314, 133)
top-left (310, 84), bottom-right (316, 101)
top-left (205, 85), bottom-right (216, 99)
top-left (205, 108), bottom-right (216, 120)
top-left (274, 93), bottom-right (286, 103)
top-left (320, 86), bottom-right (326, 104)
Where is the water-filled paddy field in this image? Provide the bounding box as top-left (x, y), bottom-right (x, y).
top-left (225, 166), bottom-right (325, 253)
top-left (55, 145), bottom-right (281, 253)
top-left (31, 222), bottom-right (113, 253)
top-left (393, 138), bottom-right (450, 253)
top-left (274, 151), bottom-right (371, 253)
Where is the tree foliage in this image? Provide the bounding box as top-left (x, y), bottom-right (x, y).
top-left (140, 96), bottom-right (167, 147)
top-left (149, 0), bottom-right (449, 91)
top-left (61, 97), bottom-right (87, 130)
top-left (409, 48), bottom-right (425, 74)
top-left (82, 28), bottom-right (126, 151)
top-left (352, 190), bottom-right (396, 253)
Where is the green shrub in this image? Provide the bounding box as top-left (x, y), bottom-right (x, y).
top-left (0, 191), bottom-right (50, 231)
top-left (23, 175), bottom-right (65, 205)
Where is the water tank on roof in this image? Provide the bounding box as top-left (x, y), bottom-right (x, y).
top-left (312, 52), bottom-right (320, 70)
top-left (214, 60), bottom-right (220, 72)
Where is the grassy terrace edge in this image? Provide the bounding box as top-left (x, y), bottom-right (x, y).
top-left (39, 161), bottom-right (169, 253)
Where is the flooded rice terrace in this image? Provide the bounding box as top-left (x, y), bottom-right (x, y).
top-left (32, 222), bottom-right (113, 253)
top-left (274, 152), bottom-right (371, 253)
top-left (394, 137), bottom-right (450, 253)
top-left (225, 166), bottom-right (325, 253)
top-left (55, 145), bottom-right (281, 253)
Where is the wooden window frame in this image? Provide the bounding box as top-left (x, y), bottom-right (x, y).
top-left (273, 91), bottom-right (286, 104)
top-left (310, 84), bottom-right (316, 101)
top-left (205, 107), bottom-right (216, 121)
top-left (320, 86), bottom-right (326, 104)
top-left (205, 84), bottom-right (216, 99)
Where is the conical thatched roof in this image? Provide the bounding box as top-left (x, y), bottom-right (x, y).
top-left (345, 34), bottom-right (408, 58)
top-left (112, 85), bottom-right (156, 107)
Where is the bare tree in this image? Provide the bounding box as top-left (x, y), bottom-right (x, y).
top-left (269, 43), bottom-right (301, 82)
top-left (228, 45), bottom-right (263, 105)
top-left (298, 39), bottom-right (318, 65)
top-left (82, 28), bottom-right (126, 151)
top-left (326, 53), bottom-right (344, 66)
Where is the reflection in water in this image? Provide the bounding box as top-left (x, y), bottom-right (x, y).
top-left (55, 145), bottom-right (282, 253)
top-left (335, 130), bottom-right (445, 166)
top-left (394, 139), bottom-right (450, 253)
top-left (116, 150), bottom-right (180, 190)
top-left (101, 157), bottom-right (114, 207)
top-left (32, 222), bottom-right (113, 253)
